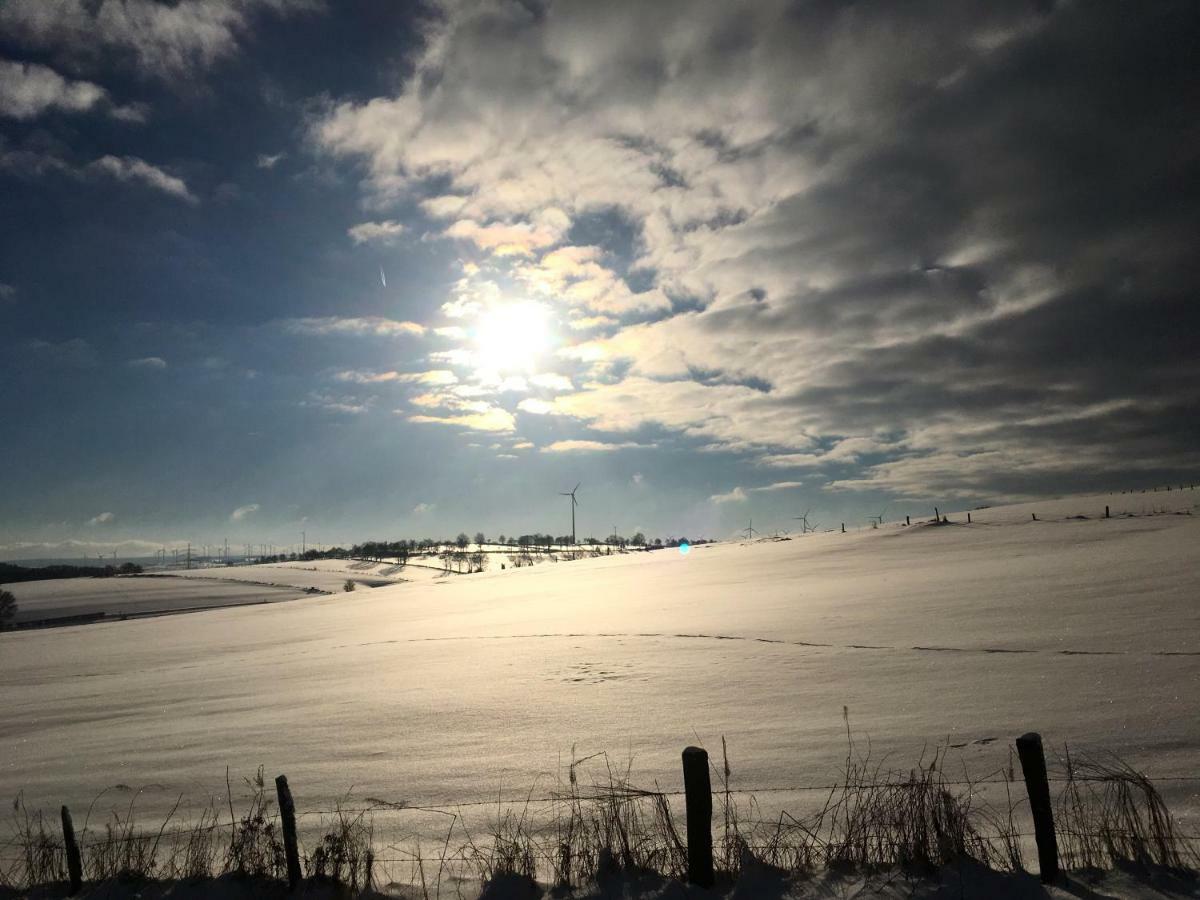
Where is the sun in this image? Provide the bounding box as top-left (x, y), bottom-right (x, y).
top-left (472, 301), bottom-right (552, 374)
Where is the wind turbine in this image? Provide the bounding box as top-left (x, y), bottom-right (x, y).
top-left (560, 482), bottom-right (580, 545)
top-left (793, 509), bottom-right (814, 533)
top-left (869, 507), bottom-right (887, 528)
top-left (743, 517), bottom-right (757, 540)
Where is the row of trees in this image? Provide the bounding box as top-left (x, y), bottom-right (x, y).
top-left (345, 532), bottom-right (697, 559)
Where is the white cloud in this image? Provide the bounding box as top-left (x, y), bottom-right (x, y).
top-left (749, 481), bottom-right (805, 492)
top-left (517, 398), bottom-right (554, 415)
top-left (256, 152), bottom-right (285, 169)
top-left (281, 316), bottom-right (424, 337)
top-left (0, 283), bottom-right (15, 303)
top-left (89, 155), bottom-right (196, 203)
top-left (87, 511), bottom-right (115, 525)
top-left (333, 369), bottom-right (401, 384)
top-left (412, 502), bottom-right (435, 515)
top-left (408, 406), bottom-right (516, 433)
top-left (0, 59), bottom-right (105, 119)
top-left (709, 487), bottom-right (748, 504)
top-left (529, 372), bottom-right (574, 391)
top-left (347, 219), bottom-right (405, 244)
top-left (0, 0), bottom-right (322, 80)
top-left (540, 440), bottom-right (644, 453)
top-left (230, 503), bottom-right (260, 521)
top-left (127, 356), bottom-right (167, 369)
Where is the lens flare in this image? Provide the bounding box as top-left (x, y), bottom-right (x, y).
top-left (679, 542), bottom-right (691, 555)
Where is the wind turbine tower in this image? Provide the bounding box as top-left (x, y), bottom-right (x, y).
top-left (560, 482), bottom-right (580, 545)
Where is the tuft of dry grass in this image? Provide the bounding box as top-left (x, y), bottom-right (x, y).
top-left (224, 767), bottom-right (285, 879)
top-left (1056, 746), bottom-right (1200, 872)
top-left (306, 800), bottom-right (375, 891)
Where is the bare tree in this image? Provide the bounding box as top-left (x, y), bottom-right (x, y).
top-left (0, 589), bottom-right (16, 630)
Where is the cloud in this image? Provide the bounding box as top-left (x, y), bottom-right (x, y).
top-left (87, 511), bottom-right (115, 525)
top-left (127, 356), bottom-right (167, 370)
top-left (347, 219), bottom-right (405, 244)
top-left (0, 59), bottom-right (109, 119)
top-left (0, 283), bottom-right (15, 303)
top-left (281, 316), bottom-right (425, 337)
top-left (333, 369), bottom-right (401, 384)
top-left (529, 373), bottom-right (574, 391)
top-left (256, 152), bottom-right (285, 169)
top-left (749, 481), bottom-right (805, 492)
top-left (408, 406), bottom-right (516, 433)
top-left (300, 392), bottom-right (371, 415)
top-left (230, 503), bottom-right (260, 522)
top-left (709, 487), bottom-right (748, 504)
top-left (517, 398), bottom-right (554, 415)
top-left (0, 0), bottom-right (322, 80)
top-left (412, 502), bottom-right (434, 515)
top-left (89, 155), bottom-right (196, 203)
top-left (308, 1), bottom-right (1200, 499)
top-left (540, 440), bottom-right (644, 453)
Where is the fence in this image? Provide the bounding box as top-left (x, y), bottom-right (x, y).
top-left (4, 730), bottom-right (1199, 895)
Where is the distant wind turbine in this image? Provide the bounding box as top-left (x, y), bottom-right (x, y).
top-left (743, 517), bottom-right (757, 540)
top-left (560, 482), bottom-right (580, 545)
top-left (793, 508), bottom-right (814, 533)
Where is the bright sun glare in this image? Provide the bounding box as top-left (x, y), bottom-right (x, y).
top-left (473, 301), bottom-right (551, 373)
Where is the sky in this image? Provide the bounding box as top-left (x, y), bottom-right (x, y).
top-left (1, 0), bottom-right (1197, 559)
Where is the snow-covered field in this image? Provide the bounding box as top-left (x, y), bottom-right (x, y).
top-left (1, 490), bottom-right (1198, 891)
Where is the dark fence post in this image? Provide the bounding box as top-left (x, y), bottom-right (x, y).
top-left (1105, 505), bottom-right (1110, 519)
top-left (967, 512), bottom-right (972, 524)
top-left (681, 746), bottom-right (714, 888)
top-left (1032, 513), bottom-right (1037, 521)
top-left (61, 805), bottom-right (82, 895)
top-left (906, 515), bottom-right (911, 526)
top-left (275, 775), bottom-right (302, 890)
top-left (841, 523), bottom-right (845, 533)
top-left (1016, 733), bottom-right (1059, 884)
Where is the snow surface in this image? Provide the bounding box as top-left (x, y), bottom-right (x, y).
top-left (1, 490), bottom-right (1198, 892)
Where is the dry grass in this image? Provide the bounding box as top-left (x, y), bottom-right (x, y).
top-left (4, 735), bottom-right (1197, 895)
top-left (1056, 746), bottom-right (1200, 872)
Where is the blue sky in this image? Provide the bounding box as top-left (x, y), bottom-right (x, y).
top-left (1, 0), bottom-right (1197, 559)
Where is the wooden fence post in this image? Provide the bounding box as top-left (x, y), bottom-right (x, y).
top-left (681, 746), bottom-right (714, 888)
top-left (61, 805), bottom-right (82, 895)
top-left (1015, 733), bottom-right (1059, 884)
top-left (275, 775), bottom-right (302, 890)
top-left (841, 523), bottom-right (845, 533)
top-left (933, 507), bottom-right (939, 521)
top-left (1105, 505), bottom-right (1110, 518)
top-left (967, 512), bottom-right (972, 524)
top-left (1032, 513), bottom-right (1037, 521)
top-left (906, 515), bottom-right (910, 526)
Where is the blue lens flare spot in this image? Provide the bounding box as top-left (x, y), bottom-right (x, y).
top-left (679, 542), bottom-right (691, 555)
